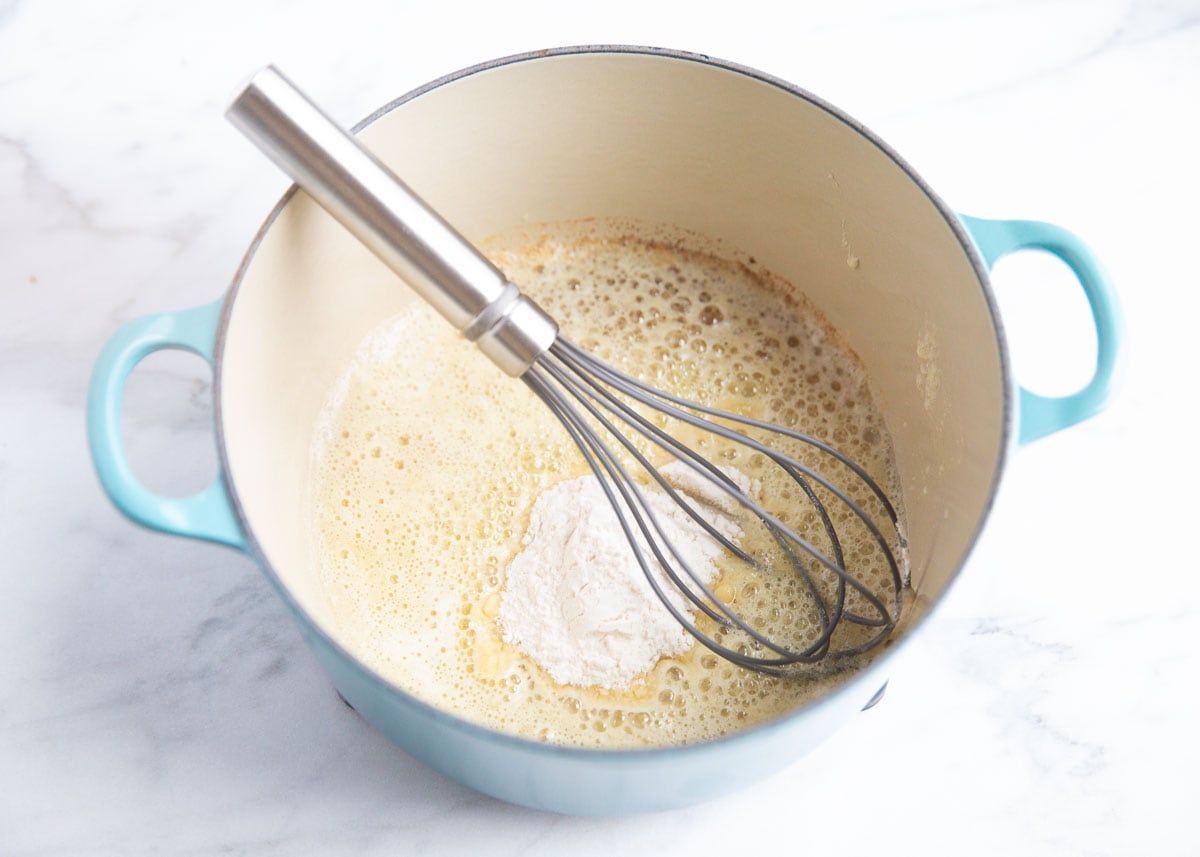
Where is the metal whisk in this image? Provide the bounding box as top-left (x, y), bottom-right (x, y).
top-left (228, 67), bottom-right (906, 676)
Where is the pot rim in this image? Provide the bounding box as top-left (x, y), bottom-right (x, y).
top-left (212, 44), bottom-right (1012, 761)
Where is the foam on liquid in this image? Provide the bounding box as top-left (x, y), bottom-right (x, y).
top-left (310, 220), bottom-right (907, 748)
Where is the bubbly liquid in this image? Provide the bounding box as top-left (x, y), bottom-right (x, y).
top-left (311, 220), bottom-right (907, 748)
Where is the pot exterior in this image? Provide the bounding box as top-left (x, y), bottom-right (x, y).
top-left (305, 619), bottom-right (891, 814)
top-left (87, 46), bottom-right (1121, 815)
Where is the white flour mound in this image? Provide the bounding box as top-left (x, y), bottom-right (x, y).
top-left (498, 461), bottom-right (756, 689)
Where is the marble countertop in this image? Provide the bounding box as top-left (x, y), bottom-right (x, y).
top-left (3, 1), bottom-right (1196, 854)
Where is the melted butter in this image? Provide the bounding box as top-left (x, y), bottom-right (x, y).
top-left (310, 219), bottom-right (907, 748)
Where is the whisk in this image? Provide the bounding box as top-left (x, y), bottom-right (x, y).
top-left (227, 67), bottom-right (906, 676)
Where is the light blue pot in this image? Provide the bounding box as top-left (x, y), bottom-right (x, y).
top-left (87, 47), bottom-right (1123, 815)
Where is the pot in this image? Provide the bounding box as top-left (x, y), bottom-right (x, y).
top-left (87, 46), bottom-right (1122, 814)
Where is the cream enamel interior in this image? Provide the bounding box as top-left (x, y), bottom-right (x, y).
top-left (220, 51), bottom-right (1004, 656)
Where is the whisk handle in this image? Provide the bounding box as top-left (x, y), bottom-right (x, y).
top-left (226, 65), bottom-right (557, 377)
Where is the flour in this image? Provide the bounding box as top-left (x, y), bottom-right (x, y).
top-left (498, 461), bottom-right (756, 689)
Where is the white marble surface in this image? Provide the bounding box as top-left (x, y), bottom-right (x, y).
top-left (2, 0), bottom-right (1197, 853)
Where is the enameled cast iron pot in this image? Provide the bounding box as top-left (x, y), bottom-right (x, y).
top-left (88, 46), bottom-right (1122, 815)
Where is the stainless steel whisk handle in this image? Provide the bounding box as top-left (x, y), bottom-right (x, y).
top-left (226, 65), bottom-right (558, 377)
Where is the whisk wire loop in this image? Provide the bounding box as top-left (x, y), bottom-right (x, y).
top-left (525, 338), bottom-right (908, 673)
top-left (525, 370), bottom-right (800, 671)
top-left (539, 349), bottom-right (844, 657)
top-left (553, 339), bottom-right (905, 614)
top-left (528, 364), bottom-right (802, 661)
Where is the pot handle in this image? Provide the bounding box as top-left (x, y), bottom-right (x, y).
top-left (87, 299), bottom-right (246, 550)
top-left (958, 214), bottom-right (1124, 445)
